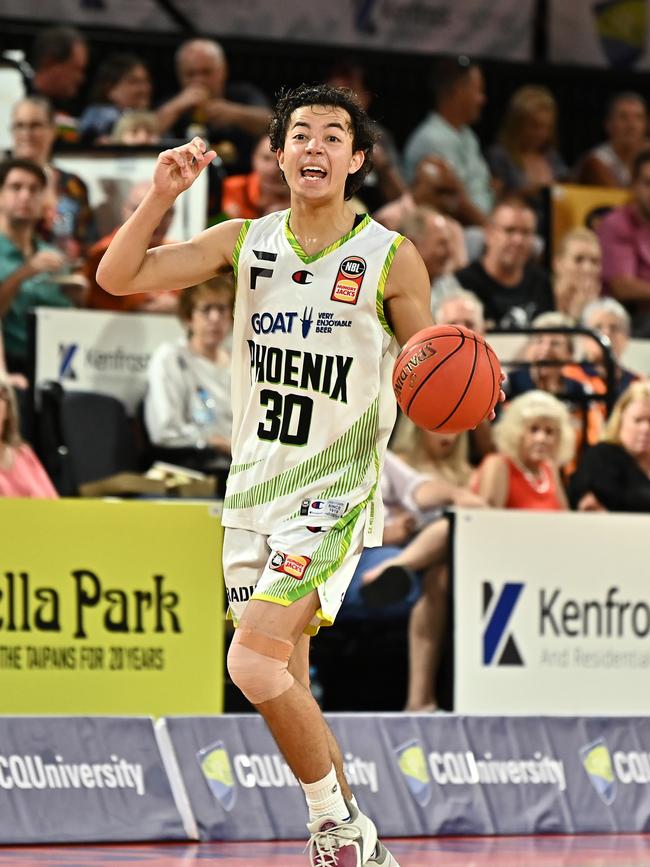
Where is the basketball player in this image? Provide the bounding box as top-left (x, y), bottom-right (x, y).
top-left (98, 84), bottom-right (495, 866)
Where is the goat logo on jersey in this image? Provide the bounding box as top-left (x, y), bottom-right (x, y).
top-left (331, 256), bottom-right (366, 305)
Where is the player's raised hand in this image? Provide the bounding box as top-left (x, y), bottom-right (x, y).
top-left (152, 136), bottom-right (217, 198)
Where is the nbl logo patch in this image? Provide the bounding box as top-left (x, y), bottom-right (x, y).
top-left (269, 551), bottom-right (312, 580)
top-left (331, 256), bottom-right (366, 305)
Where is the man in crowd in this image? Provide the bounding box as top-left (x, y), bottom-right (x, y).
top-left (0, 159), bottom-right (84, 374)
top-left (403, 56), bottom-right (493, 225)
top-left (156, 38), bottom-right (271, 175)
top-left (597, 148), bottom-right (650, 336)
top-left (29, 26), bottom-right (88, 139)
top-left (454, 198), bottom-right (553, 329)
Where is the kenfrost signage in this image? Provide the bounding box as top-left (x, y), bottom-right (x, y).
top-left (454, 509), bottom-right (650, 713)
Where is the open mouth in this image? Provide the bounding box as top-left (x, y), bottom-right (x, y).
top-left (300, 165), bottom-right (327, 181)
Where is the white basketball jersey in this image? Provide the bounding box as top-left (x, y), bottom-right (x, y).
top-left (222, 209), bottom-right (403, 545)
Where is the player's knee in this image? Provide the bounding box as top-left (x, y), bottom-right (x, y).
top-left (227, 627), bottom-right (295, 705)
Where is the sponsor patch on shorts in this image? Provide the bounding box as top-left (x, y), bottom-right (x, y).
top-left (300, 498), bottom-right (348, 519)
top-left (269, 551), bottom-right (312, 580)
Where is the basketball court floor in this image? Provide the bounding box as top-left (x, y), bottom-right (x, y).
top-left (2, 836), bottom-right (650, 866)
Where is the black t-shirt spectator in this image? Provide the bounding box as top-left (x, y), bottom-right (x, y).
top-left (569, 442), bottom-right (650, 512)
top-left (454, 260), bottom-right (554, 329)
top-left (168, 81), bottom-right (269, 176)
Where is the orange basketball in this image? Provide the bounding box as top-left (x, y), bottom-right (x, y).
top-left (393, 325), bottom-right (501, 433)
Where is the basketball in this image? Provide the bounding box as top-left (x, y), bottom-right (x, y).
top-left (393, 325), bottom-right (501, 433)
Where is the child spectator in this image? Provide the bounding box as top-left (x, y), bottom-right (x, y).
top-left (0, 372), bottom-right (57, 498)
top-left (144, 274), bottom-right (234, 455)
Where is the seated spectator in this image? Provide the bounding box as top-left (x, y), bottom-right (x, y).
top-left (575, 92), bottom-right (648, 188)
top-left (375, 153), bottom-right (461, 220)
top-left (78, 53), bottom-right (152, 144)
top-left (403, 56), bottom-right (493, 225)
top-left (0, 158), bottom-right (86, 375)
top-left (398, 207), bottom-right (466, 298)
top-left (569, 380), bottom-right (650, 512)
top-left (9, 95), bottom-right (94, 258)
top-left (564, 298), bottom-right (639, 405)
top-left (84, 181), bottom-right (177, 313)
top-left (156, 38), bottom-right (271, 175)
top-left (144, 274), bottom-right (234, 455)
top-left (597, 148), bottom-right (650, 336)
top-left (433, 290), bottom-right (495, 462)
top-left (326, 63), bottom-right (406, 211)
top-left (111, 110), bottom-right (160, 145)
top-left (353, 435), bottom-right (485, 712)
top-left (0, 372), bottom-right (57, 498)
top-left (0, 331), bottom-right (27, 390)
top-left (454, 198), bottom-right (553, 328)
top-left (553, 227), bottom-right (602, 320)
top-left (29, 26), bottom-right (88, 142)
top-left (474, 390), bottom-right (574, 509)
top-left (221, 135), bottom-right (290, 219)
top-left (488, 85), bottom-right (568, 229)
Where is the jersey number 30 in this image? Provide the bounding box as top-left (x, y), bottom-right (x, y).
top-left (257, 389), bottom-right (314, 446)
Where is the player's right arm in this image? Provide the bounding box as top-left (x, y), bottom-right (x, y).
top-left (97, 137), bottom-right (244, 296)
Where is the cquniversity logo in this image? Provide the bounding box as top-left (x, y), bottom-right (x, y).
top-left (394, 739), bottom-right (431, 807)
top-left (197, 740), bottom-right (236, 811)
top-left (58, 343), bottom-right (78, 380)
top-left (580, 738), bottom-right (617, 805)
top-left (482, 581), bottom-right (524, 666)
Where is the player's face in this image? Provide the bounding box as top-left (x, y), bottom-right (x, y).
top-left (619, 399), bottom-right (650, 458)
top-left (277, 105), bottom-right (365, 202)
top-left (520, 417), bottom-right (559, 465)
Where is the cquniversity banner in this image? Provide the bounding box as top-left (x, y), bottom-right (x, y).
top-left (0, 717), bottom-right (188, 843)
top-left (0, 499), bottom-right (224, 717)
top-left (159, 713), bottom-right (650, 838)
top-left (453, 509), bottom-right (650, 714)
top-left (34, 308), bottom-right (183, 414)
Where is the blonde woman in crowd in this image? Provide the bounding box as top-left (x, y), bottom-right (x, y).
top-left (0, 373), bottom-right (57, 498)
top-left (569, 380), bottom-right (650, 512)
top-left (474, 390), bottom-right (575, 509)
top-left (553, 227), bottom-right (603, 321)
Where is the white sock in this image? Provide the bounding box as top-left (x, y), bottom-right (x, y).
top-left (301, 764), bottom-right (350, 822)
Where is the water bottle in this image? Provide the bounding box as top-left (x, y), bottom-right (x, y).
top-left (191, 386), bottom-right (217, 447)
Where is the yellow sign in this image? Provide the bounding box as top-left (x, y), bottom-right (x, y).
top-left (552, 183), bottom-right (629, 253)
top-left (0, 499), bottom-right (224, 716)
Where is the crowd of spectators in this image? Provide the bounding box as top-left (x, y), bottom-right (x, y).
top-left (2, 24), bottom-right (650, 710)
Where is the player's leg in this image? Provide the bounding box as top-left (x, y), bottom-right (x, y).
top-left (289, 632), bottom-right (354, 802)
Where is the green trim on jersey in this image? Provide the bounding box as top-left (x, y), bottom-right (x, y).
top-left (228, 458), bottom-right (263, 476)
top-left (376, 234), bottom-right (404, 338)
top-left (232, 220), bottom-right (252, 281)
top-left (254, 501), bottom-right (365, 605)
top-left (223, 398), bottom-right (379, 512)
top-left (284, 211), bottom-right (371, 264)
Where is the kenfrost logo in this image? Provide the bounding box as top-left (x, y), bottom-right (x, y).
top-left (580, 738), bottom-right (616, 806)
top-left (580, 737), bottom-right (650, 805)
top-left (394, 739), bottom-right (431, 807)
top-left (198, 741), bottom-right (236, 811)
top-left (58, 343), bottom-right (78, 379)
top-left (483, 581), bottom-right (524, 666)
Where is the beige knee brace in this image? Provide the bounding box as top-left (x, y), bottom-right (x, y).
top-left (227, 627), bottom-right (295, 705)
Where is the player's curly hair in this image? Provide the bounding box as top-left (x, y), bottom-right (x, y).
top-left (268, 83), bottom-right (377, 200)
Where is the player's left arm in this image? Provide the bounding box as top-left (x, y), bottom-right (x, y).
top-left (383, 237), bottom-right (434, 347)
